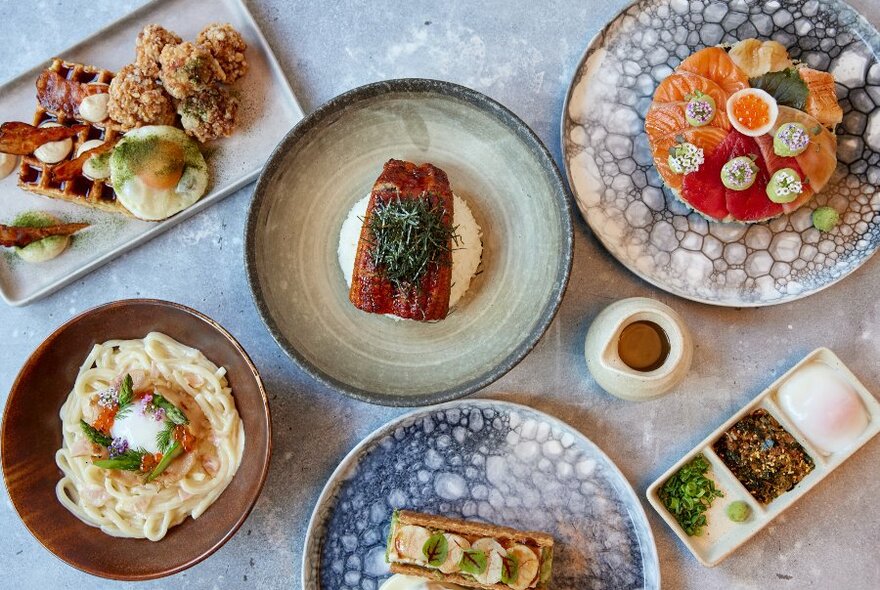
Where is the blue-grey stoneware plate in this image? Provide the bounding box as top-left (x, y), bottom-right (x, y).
top-left (563, 0), bottom-right (880, 306)
top-left (302, 400), bottom-right (660, 590)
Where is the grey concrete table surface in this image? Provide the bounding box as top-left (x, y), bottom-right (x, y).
top-left (1, 0), bottom-right (879, 588)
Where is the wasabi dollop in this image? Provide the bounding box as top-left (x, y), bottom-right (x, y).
top-left (812, 206), bottom-right (839, 232)
top-left (726, 500), bottom-right (751, 523)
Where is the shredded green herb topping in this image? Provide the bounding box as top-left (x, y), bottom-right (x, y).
top-left (659, 453), bottom-right (724, 536)
top-left (366, 195), bottom-right (460, 289)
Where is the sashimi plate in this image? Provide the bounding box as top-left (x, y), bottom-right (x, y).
top-left (301, 400), bottom-right (660, 590)
top-left (563, 0), bottom-right (880, 306)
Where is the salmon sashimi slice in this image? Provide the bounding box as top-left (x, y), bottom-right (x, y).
top-left (645, 101), bottom-right (731, 147)
top-left (799, 68), bottom-right (844, 129)
top-left (722, 131), bottom-right (782, 222)
top-left (652, 71), bottom-right (730, 107)
top-left (774, 106), bottom-right (838, 193)
top-left (677, 47), bottom-right (750, 96)
top-left (680, 129), bottom-right (740, 221)
top-left (728, 39), bottom-right (793, 78)
top-left (349, 159), bottom-right (454, 321)
top-left (651, 126), bottom-right (728, 193)
top-left (754, 134), bottom-right (815, 214)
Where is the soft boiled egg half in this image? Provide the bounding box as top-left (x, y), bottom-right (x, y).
top-left (726, 88), bottom-right (778, 137)
top-left (110, 125), bottom-right (208, 221)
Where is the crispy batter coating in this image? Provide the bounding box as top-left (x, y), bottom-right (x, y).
top-left (197, 23), bottom-right (248, 83)
top-left (107, 64), bottom-right (176, 130)
top-left (135, 24), bottom-right (182, 78)
top-left (159, 41), bottom-right (226, 100)
top-left (177, 86), bottom-right (239, 143)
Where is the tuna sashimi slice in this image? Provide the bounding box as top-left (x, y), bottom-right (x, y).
top-left (651, 126), bottom-right (729, 194)
top-left (680, 129), bottom-right (740, 221)
top-left (723, 132), bottom-right (782, 222)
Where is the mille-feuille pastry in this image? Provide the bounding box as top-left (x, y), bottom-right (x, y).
top-left (386, 510), bottom-right (553, 590)
top-left (17, 58), bottom-right (129, 216)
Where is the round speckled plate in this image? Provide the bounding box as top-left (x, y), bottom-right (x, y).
top-left (563, 0), bottom-right (880, 306)
top-left (301, 400), bottom-right (660, 590)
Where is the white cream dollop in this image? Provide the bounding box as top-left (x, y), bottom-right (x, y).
top-left (0, 152), bottom-right (18, 179)
top-left (33, 122), bottom-right (73, 164)
top-left (79, 91), bottom-right (110, 123)
top-left (76, 139), bottom-right (109, 180)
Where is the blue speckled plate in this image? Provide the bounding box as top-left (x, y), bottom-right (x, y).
top-left (302, 400), bottom-right (659, 590)
top-left (563, 0), bottom-right (880, 306)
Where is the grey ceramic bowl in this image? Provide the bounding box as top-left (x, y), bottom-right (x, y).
top-left (245, 79), bottom-right (573, 406)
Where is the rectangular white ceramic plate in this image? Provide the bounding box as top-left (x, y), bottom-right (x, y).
top-left (0, 0), bottom-right (303, 306)
top-left (647, 348), bottom-right (880, 567)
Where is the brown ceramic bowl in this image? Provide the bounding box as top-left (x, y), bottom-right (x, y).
top-left (1, 299), bottom-right (271, 580)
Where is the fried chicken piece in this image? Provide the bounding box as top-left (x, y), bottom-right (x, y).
top-left (135, 24), bottom-right (182, 78)
top-left (197, 23), bottom-right (248, 83)
top-left (107, 64), bottom-right (176, 130)
top-left (177, 86), bottom-right (239, 142)
top-left (159, 41), bottom-right (226, 100)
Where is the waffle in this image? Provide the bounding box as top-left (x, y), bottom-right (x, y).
top-left (17, 58), bottom-right (132, 217)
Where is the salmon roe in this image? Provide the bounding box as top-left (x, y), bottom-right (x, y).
top-left (732, 94), bottom-right (770, 129)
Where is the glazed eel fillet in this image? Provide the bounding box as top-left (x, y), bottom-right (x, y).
top-left (349, 159), bottom-right (454, 320)
top-left (386, 510), bottom-right (554, 590)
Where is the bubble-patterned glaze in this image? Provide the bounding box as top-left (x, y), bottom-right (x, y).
top-left (302, 401), bottom-right (659, 590)
top-left (563, 0), bottom-right (880, 306)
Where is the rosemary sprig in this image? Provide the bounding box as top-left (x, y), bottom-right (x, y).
top-left (80, 419), bottom-right (113, 447)
top-left (114, 374), bottom-right (135, 420)
top-left (366, 194), bottom-right (459, 290)
top-left (93, 448), bottom-right (147, 472)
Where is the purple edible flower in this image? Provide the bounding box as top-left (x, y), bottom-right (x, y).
top-left (685, 98), bottom-right (714, 125)
top-left (153, 407), bottom-right (166, 422)
top-left (108, 437), bottom-right (129, 458)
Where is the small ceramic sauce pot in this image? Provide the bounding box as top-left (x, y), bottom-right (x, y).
top-left (584, 297), bottom-right (693, 401)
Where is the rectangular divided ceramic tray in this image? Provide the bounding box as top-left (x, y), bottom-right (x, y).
top-left (0, 0), bottom-right (304, 306)
top-left (646, 347), bottom-right (880, 567)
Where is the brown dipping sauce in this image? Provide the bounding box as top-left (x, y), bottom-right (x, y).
top-left (617, 320), bottom-right (670, 372)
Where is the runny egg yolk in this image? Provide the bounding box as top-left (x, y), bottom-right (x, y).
top-left (139, 140), bottom-right (185, 189)
top-left (732, 94), bottom-right (770, 130)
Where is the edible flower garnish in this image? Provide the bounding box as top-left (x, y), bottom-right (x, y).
top-left (659, 454), bottom-right (724, 536)
top-left (767, 168), bottom-right (803, 203)
top-left (684, 90), bottom-right (716, 127)
top-left (668, 138), bottom-right (704, 175)
top-left (773, 122), bottom-right (810, 157)
top-left (80, 372), bottom-right (193, 481)
top-left (721, 156), bottom-right (758, 191)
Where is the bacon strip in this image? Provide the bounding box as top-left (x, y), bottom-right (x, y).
top-left (0, 121), bottom-right (87, 155)
top-left (349, 159), bottom-right (454, 321)
top-left (50, 140), bottom-right (116, 182)
top-left (0, 222), bottom-right (89, 248)
top-left (36, 69), bottom-right (107, 118)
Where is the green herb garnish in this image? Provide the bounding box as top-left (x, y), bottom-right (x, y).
top-left (152, 393), bottom-right (189, 425)
top-left (93, 448), bottom-right (147, 472)
top-left (114, 374), bottom-right (135, 420)
top-left (748, 68), bottom-right (809, 110)
top-left (459, 549), bottom-right (488, 575)
top-left (501, 553), bottom-right (519, 585)
top-left (366, 195), bottom-right (460, 290)
top-left (80, 419), bottom-right (113, 447)
top-left (659, 454), bottom-right (724, 536)
top-left (146, 441), bottom-right (183, 482)
top-left (422, 532), bottom-right (448, 567)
